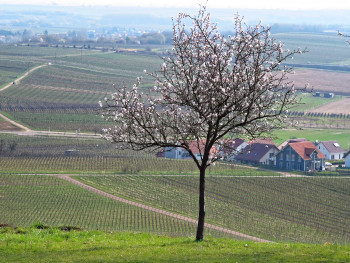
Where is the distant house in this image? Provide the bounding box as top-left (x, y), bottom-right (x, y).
top-left (235, 142), bottom-right (278, 166)
top-left (324, 92), bottom-right (334, 98)
top-left (276, 141), bottom-right (326, 171)
top-left (345, 150), bottom-right (350, 168)
top-left (316, 140), bottom-right (345, 160)
top-left (217, 138), bottom-right (248, 161)
top-left (164, 139), bottom-right (217, 160)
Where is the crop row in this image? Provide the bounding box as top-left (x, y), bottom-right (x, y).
top-left (0, 155), bottom-right (280, 176)
top-left (0, 174), bottom-right (232, 238)
top-left (75, 175), bottom-right (350, 243)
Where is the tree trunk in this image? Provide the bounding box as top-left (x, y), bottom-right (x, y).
top-left (196, 165), bottom-right (206, 241)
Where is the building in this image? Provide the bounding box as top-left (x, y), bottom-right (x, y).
top-left (345, 150), bottom-right (350, 168)
top-left (277, 138), bottom-right (307, 150)
top-left (164, 139), bottom-right (217, 160)
top-left (217, 138), bottom-right (248, 161)
top-left (235, 142), bottom-right (278, 166)
top-left (324, 92), bottom-right (334, 98)
top-left (276, 141), bottom-right (326, 171)
top-left (316, 140), bottom-right (345, 160)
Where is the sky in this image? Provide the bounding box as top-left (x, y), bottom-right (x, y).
top-left (1, 0), bottom-right (350, 10)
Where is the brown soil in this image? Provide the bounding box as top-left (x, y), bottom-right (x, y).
top-left (0, 120), bottom-right (22, 131)
top-left (290, 69), bottom-right (350, 95)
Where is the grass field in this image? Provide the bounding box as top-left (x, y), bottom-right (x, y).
top-left (1, 227), bottom-right (350, 263)
top-left (271, 128), bottom-right (350, 149)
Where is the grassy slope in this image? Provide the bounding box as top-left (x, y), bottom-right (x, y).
top-left (1, 227), bottom-right (350, 263)
top-left (272, 128), bottom-right (350, 148)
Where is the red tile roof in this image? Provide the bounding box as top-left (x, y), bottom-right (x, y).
top-left (289, 141), bottom-right (326, 160)
top-left (185, 139), bottom-right (217, 155)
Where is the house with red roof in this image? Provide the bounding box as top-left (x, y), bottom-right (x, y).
top-left (275, 141), bottom-right (326, 171)
top-left (315, 140), bottom-right (346, 160)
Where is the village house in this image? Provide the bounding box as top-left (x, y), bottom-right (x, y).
top-left (276, 141), bottom-right (326, 171)
top-left (217, 138), bottom-right (248, 161)
top-left (277, 138), bottom-right (307, 150)
top-left (235, 141), bottom-right (278, 166)
top-left (315, 140), bottom-right (345, 160)
top-left (163, 139), bottom-right (217, 160)
top-left (345, 150), bottom-right (350, 168)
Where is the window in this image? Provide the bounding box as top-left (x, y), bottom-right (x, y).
top-left (291, 154), bottom-right (295, 161)
top-left (333, 143), bottom-right (340, 147)
top-left (331, 155), bottom-right (334, 160)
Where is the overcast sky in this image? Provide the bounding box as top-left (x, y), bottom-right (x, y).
top-left (1, 0), bottom-right (350, 10)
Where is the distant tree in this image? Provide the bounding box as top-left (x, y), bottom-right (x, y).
top-left (100, 6), bottom-right (305, 241)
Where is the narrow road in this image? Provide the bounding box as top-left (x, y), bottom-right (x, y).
top-left (58, 175), bottom-right (272, 243)
top-left (0, 112), bottom-right (32, 132)
top-left (0, 64), bottom-right (48, 132)
top-left (0, 64), bottom-right (47, 92)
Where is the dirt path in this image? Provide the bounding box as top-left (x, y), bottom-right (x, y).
top-left (0, 113), bottom-right (32, 132)
top-left (0, 64), bottom-right (47, 92)
top-left (0, 64), bottom-right (48, 132)
top-left (58, 175), bottom-right (272, 243)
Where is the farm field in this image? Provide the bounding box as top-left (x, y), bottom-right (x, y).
top-left (307, 97), bottom-right (350, 114)
top-left (1, 173), bottom-right (349, 244)
top-left (0, 45), bottom-right (162, 132)
top-left (0, 174), bottom-right (221, 238)
top-left (1, 33), bottom-right (350, 247)
top-left (290, 69), bottom-right (350, 96)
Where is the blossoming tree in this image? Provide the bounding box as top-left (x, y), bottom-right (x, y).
top-left (100, 6), bottom-right (305, 241)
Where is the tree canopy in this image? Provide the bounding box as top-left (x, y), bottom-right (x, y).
top-left (100, 6), bottom-right (305, 241)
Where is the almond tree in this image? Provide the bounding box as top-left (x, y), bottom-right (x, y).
top-left (100, 6), bottom-right (305, 241)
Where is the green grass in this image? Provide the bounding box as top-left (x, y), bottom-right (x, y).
top-left (292, 92), bottom-right (343, 112)
top-left (1, 227), bottom-right (350, 263)
top-left (272, 128), bottom-right (350, 149)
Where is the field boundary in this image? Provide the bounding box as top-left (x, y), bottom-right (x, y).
top-left (58, 175), bottom-right (272, 243)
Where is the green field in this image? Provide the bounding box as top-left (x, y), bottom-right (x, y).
top-left (1, 173), bottom-right (349, 244)
top-left (271, 128), bottom-right (350, 149)
top-left (0, 45), bottom-right (162, 132)
top-left (0, 174), bottom-right (214, 238)
top-left (1, 227), bottom-right (350, 263)
top-left (74, 175), bottom-right (350, 244)
top-left (292, 92), bottom-right (343, 112)
top-left (275, 33), bottom-right (350, 66)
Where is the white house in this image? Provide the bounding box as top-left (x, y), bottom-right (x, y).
top-left (217, 138), bottom-right (248, 161)
top-left (316, 140), bottom-right (346, 160)
top-left (345, 150), bottom-right (350, 168)
top-left (164, 139), bottom-right (217, 160)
